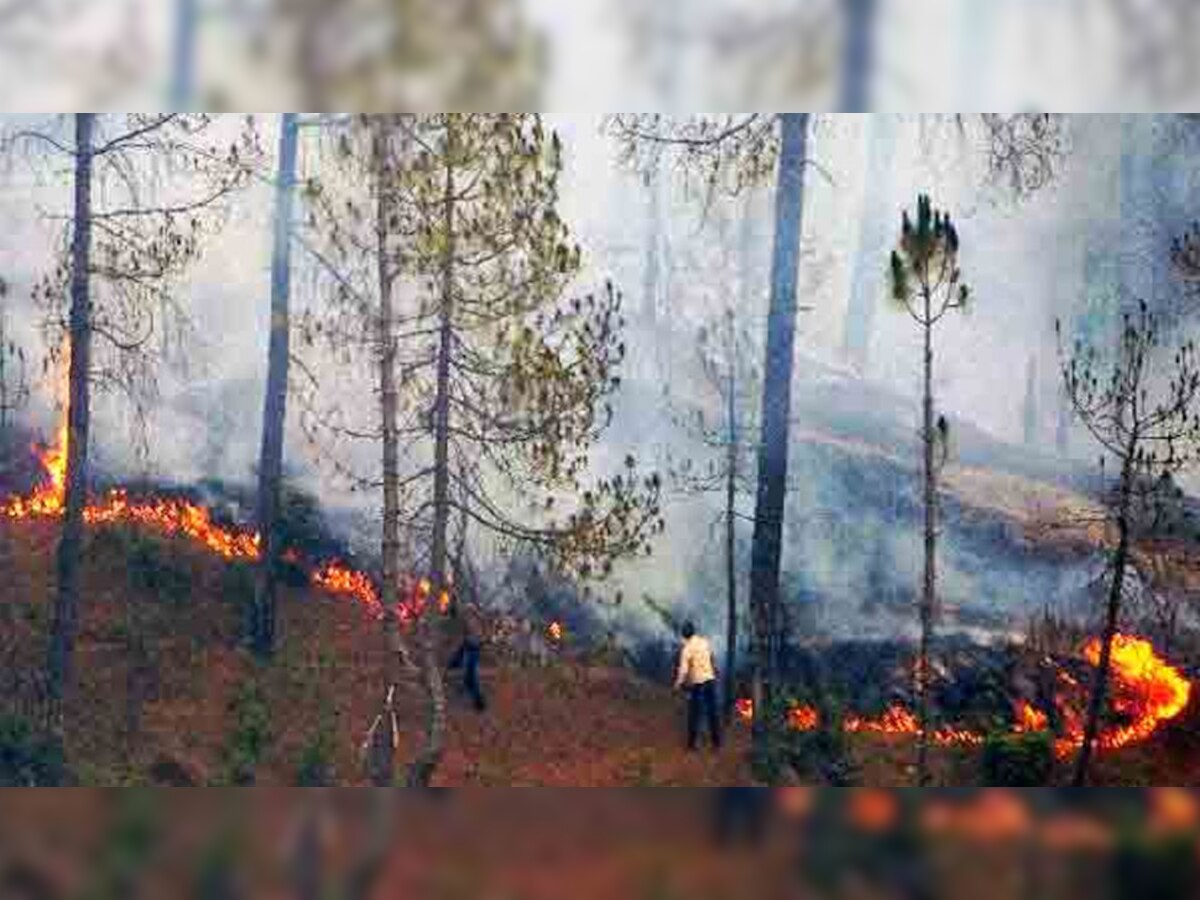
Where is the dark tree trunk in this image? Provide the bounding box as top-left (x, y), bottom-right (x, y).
top-left (1072, 450), bottom-right (1136, 786)
top-left (252, 111), bottom-right (299, 659)
top-left (47, 112), bottom-right (95, 726)
top-left (917, 297), bottom-right (936, 786)
top-left (749, 112), bottom-right (809, 763)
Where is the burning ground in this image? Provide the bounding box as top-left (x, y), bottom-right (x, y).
top-left (3, 348), bottom-right (1200, 786)
top-left (1, 416), bottom-right (1199, 785)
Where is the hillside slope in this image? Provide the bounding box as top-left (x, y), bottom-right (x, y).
top-left (0, 519), bottom-right (753, 786)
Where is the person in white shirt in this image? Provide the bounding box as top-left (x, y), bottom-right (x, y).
top-left (675, 621), bottom-right (722, 751)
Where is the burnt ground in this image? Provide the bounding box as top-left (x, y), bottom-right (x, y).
top-left (2, 517), bottom-right (1200, 787)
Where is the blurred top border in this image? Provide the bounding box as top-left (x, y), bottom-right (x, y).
top-left (0, 0), bottom-right (1196, 112)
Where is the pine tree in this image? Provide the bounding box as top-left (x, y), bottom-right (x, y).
top-left (668, 305), bottom-right (760, 722)
top-left (1058, 300), bottom-right (1200, 785)
top-left (301, 114), bottom-right (662, 786)
top-left (5, 113), bottom-right (258, 730)
top-left (888, 194), bottom-right (970, 786)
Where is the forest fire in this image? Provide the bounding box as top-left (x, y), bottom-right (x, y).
top-left (1063, 635), bottom-right (1192, 754)
top-left (2, 417), bottom-right (418, 624)
top-left (733, 635), bottom-right (1191, 757)
top-left (787, 703), bottom-right (820, 732)
top-left (5, 410), bottom-right (1194, 762)
top-left (1014, 702), bottom-right (1049, 734)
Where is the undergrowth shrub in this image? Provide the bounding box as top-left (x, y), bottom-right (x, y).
top-left (0, 714), bottom-right (66, 786)
top-left (981, 731), bottom-right (1053, 786)
top-left (295, 696), bottom-right (336, 787)
top-left (89, 528), bottom-right (192, 604)
top-left (751, 694), bottom-right (859, 786)
top-left (220, 679), bottom-right (271, 785)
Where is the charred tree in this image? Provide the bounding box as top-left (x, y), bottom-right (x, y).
top-left (1058, 300), bottom-right (1200, 786)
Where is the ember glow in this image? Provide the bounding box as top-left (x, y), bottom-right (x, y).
top-left (547, 621), bottom-right (564, 644)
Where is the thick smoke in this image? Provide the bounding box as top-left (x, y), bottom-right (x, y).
top-left (3, 114), bottom-right (1200, 655)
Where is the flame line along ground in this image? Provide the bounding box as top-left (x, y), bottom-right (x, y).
top-left (738, 634), bottom-right (1192, 758)
top-left (5, 431), bottom-right (1194, 758)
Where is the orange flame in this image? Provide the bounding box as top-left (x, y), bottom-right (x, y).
top-left (735, 698), bottom-right (754, 724)
top-left (1052, 634), bottom-right (1192, 756)
top-left (1014, 702), bottom-right (1049, 734)
top-left (547, 620), bottom-right (564, 643)
top-left (787, 703), bottom-right (820, 732)
top-left (3, 412), bottom-right (414, 625)
top-left (724, 636), bottom-right (1190, 757)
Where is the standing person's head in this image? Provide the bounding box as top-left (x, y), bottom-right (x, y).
top-left (681, 621), bottom-right (696, 641)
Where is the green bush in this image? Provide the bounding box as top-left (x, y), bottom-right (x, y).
top-left (750, 695), bottom-right (859, 786)
top-left (294, 698), bottom-right (336, 787)
top-left (0, 715), bottom-right (66, 786)
top-left (221, 680), bottom-right (271, 786)
top-left (981, 731), bottom-right (1053, 786)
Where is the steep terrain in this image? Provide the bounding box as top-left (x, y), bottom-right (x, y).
top-left (2, 517), bottom-right (1198, 786)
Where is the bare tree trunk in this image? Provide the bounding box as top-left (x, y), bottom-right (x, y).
top-left (1072, 451), bottom-right (1135, 786)
top-left (373, 123), bottom-right (402, 786)
top-left (253, 111), bottom-right (299, 659)
top-left (723, 374), bottom-right (738, 723)
top-left (839, 0), bottom-right (877, 111)
top-left (749, 112), bottom-right (809, 765)
top-left (917, 298), bottom-right (936, 786)
top-left (47, 112), bottom-right (95, 729)
top-left (407, 137), bottom-right (455, 788)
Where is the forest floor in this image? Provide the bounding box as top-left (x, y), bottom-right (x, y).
top-left (1, 518), bottom-right (1197, 787)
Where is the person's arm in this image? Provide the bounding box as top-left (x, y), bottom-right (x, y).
top-left (674, 643), bottom-right (689, 690)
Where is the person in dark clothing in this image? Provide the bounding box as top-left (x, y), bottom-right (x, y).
top-left (448, 603), bottom-right (487, 712)
top-left (675, 621), bottom-right (722, 751)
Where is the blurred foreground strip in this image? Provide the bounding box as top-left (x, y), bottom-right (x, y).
top-left (0, 789), bottom-right (1199, 899)
top-left (1, 1), bottom-right (1199, 109)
